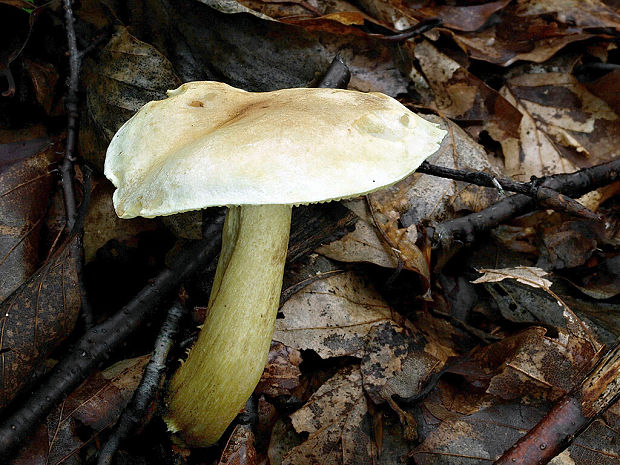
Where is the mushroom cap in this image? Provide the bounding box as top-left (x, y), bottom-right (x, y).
top-left (104, 82), bottom-right (445, 219)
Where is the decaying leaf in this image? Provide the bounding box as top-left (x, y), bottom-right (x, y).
top-left (14, 356), bottom-right (149, 464)
top-left (274, 271), bottom-right (393, 358)
top-left (0, 136), bottom-right (57, 302)
top-left (0, 235), bottom-right (81, 409)
top-left (284, 366), bottom-right (376, 465)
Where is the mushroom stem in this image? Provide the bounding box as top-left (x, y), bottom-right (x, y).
top-left (165, 204), bottom-right (292, 446)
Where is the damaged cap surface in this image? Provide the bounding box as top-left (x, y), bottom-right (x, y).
top-left (104, 81), bottom-right (446, 218)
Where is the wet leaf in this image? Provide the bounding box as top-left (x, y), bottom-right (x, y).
top-left (274, 271), bottom-right (394, 358)
top-left (14, 356), bottom-right (149, 464)
top-left (81, 27), bottom-right (181, 170)
top-left (0, 235), bottom-right (82, 409)
top-left (0, 135), bottom-right (56, 302)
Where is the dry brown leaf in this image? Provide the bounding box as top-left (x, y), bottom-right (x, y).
top-left (587, 68), bottom-right (620, 115)
top-left (501, 72), bottom-right (619, 179)
top-left (14, 356), bottom-right (149, 464)
top-left (284, 366), bottom-right (377, 465)
top-left (0, 135), bottom-right (56, 302)
top-left (23, 58), bottom-right (59, 115)
top-left (405, 0), bottom-right (512, 32)
top-left (274, 271), bottom-right (393, 358)
top-left (316, 219), bottom-right (401, 270)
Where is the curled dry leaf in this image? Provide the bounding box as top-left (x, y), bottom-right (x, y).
top-left (0, 135), bottom-right (56, 302)
top-left (274, 271), bottom-right (393, 358)
top-left (81, 26), bottom-right (181, 170)
top-left (0, 235), bottom-right (81, 409)
top-left (14, 356), bottom-right (149, 465)
top-left (500, 72), bottom-right (619, 180)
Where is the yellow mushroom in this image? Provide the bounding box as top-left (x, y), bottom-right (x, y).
top-left (104, 81), bottom-right (446, 446)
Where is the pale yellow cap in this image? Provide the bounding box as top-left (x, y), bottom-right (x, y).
top-left (104, 81), bottom-right (446, 218)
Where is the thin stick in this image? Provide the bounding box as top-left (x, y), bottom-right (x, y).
top-left (96, 300), bottom-right (188, 465)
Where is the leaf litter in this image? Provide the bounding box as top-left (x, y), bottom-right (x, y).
top-left (3, 0), bottom-right (620, 463)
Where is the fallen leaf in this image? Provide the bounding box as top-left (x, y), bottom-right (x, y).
top-left (14, 356), bottom-right (149, 464)
top-left (274, 271), bottom-right (393, 358)
top-left (0, 135), bottom-right (56, 302)
top-left (0, 235), bottom-right (81, 409)
top-left (412, 0), bottom-right (512, 31)
top-left (285, 366), bottom-right (377, 465)
top-left (82, 180), bottom-right (157, 263)
top-left (23, 58), bottom-right (59, 115)
top-left (472, 266), bottom-right (553, 288)
top-left (514, 0), bottom-right (620, 29)
top-left (501, 72), bottom-right (619, 179)
top-left (256, 341), bottom-right (303, 398)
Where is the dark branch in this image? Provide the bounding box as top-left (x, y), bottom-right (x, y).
top-left (430, 159), bottom-right (620, 249)
top-left (96, 300), bottom-right (188, 465)
top-left (417, 162), bottom-right (600, 221)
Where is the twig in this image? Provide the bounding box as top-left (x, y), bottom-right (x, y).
top-left (430, 159), bottom-right (620, 249)
top-left (494, 341), bottom-right (620, 465)
top-left (371, 18), bottom-right (442, 42)
top-left (0, 215), bottom-right (225, 461)
top-left (60, 0), bottom-right (80, 231)
top-left (417, 162), bottom-right (600, 220)
top-left (96, 300), bottom-right (188, 465)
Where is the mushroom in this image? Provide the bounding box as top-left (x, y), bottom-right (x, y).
top-left (104, 81), bottom-right (446, 446)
